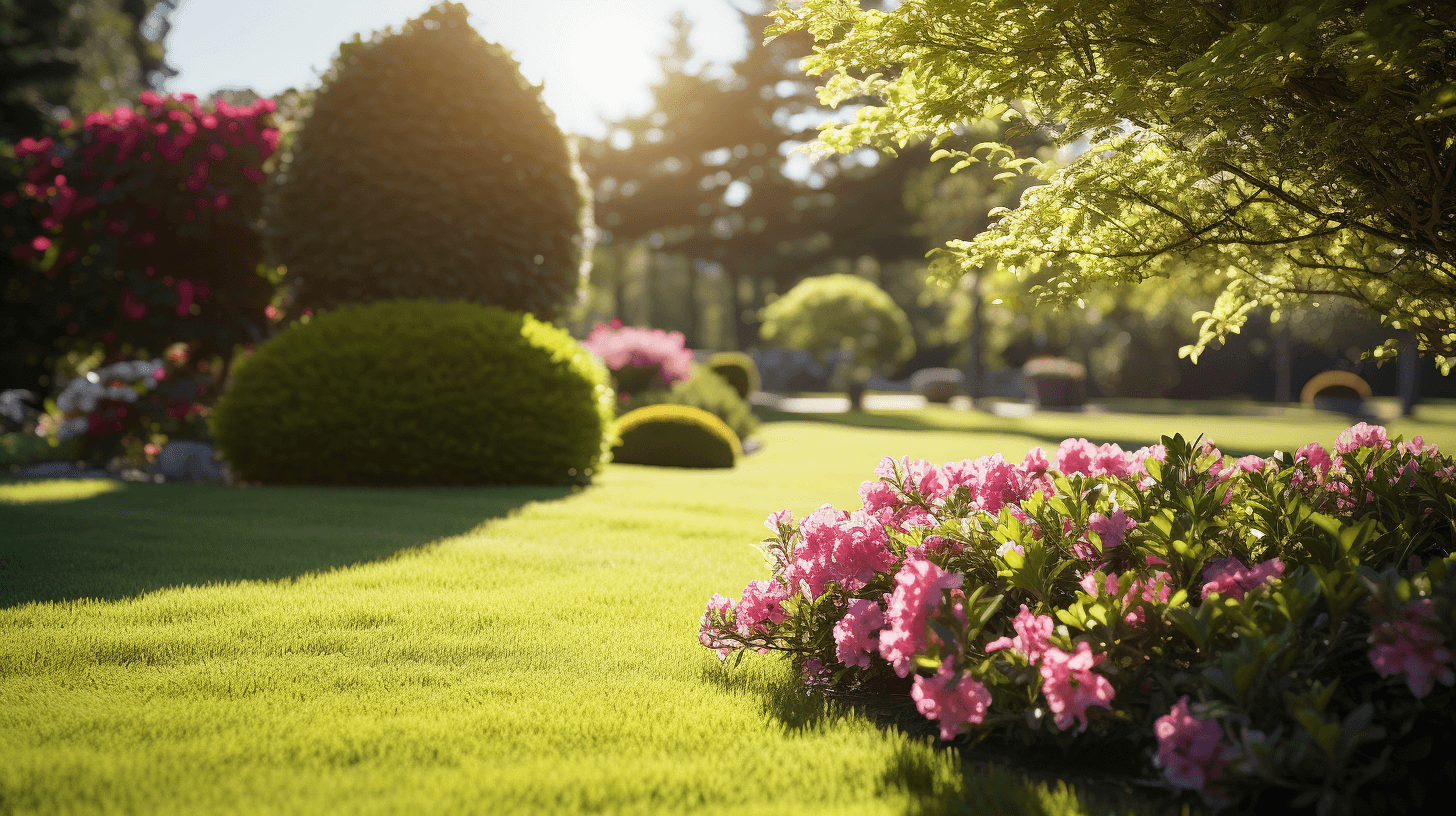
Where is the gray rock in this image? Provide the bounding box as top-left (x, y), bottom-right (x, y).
top-left (157, 441), bottom-right (228, 483)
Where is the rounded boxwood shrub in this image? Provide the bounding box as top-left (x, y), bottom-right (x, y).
top-left (613, 404), bottom-right (739, 469)
top-left (212, 300), bottom-right (613, 485)
top-left (706, 351), bottom-right (759, 399)
top-left (621, 362), bottom-right (758, 441)
top-left (267, 3), bottom-right (583, 320)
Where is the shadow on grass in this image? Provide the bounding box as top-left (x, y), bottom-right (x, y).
top-left (705, 663), bottom-right (1194, 816)
top-left (754, 405), bottom-right (1280, 460)
top-left (0, 480), bottom-right (572, 608)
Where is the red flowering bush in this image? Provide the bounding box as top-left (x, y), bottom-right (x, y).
top-left (2, 91), bottom-right (278, 373)
top-left (701, 426), bottom-right (1456, 814)
top-left (43, 344), bottom-right (218, 465)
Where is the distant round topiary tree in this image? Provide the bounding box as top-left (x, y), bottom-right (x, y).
top-left (267, 2), bottom-right (583, 320)
top-left (759, 274), bottom-right (914, 410)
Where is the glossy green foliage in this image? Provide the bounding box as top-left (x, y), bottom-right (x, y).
top-left (620, 361), bottom-right (758, 441)
top-left (268, 3), bottom-right (583, 320)
top-left (759, 273), bottom-right (915, 374)
top-left (211, 300), bottom-right (614, 486)
top-left (773, 0), bottom-right (1456, 368)
top-left (613, 404), bottom-right (739, 469)
top-left (706, 351), bottom-right (760, 399)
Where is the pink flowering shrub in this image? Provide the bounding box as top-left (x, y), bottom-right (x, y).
top-left (581, 320), bottom-right (694, 398)
top-left (4, 92), bottom-right (278, 362)
top-left (700, 427), bottom-right (1456, 814)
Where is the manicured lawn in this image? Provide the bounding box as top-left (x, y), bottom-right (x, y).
top-left (3, 405), bottom-right (1443, 815)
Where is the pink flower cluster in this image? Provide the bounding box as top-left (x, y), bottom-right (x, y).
top-left (987, 605), bottom-right (1116, 731)
top-left (1200, 557), bottom-right (1286, 601)
top-left (879, 554), bottom-right (963, 677)
top-left (1079, 570), bottom-right (1172, 626)
top-left (787, 505), bottom-right (898, 599)
top-left (1055, 438), bottom-right (1166, 480)
top-left (1040, 642), bottom-right (1116, 732)
top-left (1368, 598), bottom-right (1454, 698)
top-left (833, 598), bottom-right (886, 669)
top-left (1154, 696), bottom-right (1234, 796)
top-left (912, 658), bottom-right (992, 740)
top-left (581, 320), bottom-right (694, 385)
top-left (1335, 422), bottom-right (1391, 455)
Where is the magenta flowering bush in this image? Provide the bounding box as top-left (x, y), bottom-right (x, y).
top-left (3, 91), bottom-right (278, 363)
top-left (581, 320), bottom-right (694, 398)
top-left (701, 424), bottom-right (1456, 814)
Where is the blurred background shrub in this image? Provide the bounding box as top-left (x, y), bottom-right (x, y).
top-left (612, 404), bottom-right (738, 469)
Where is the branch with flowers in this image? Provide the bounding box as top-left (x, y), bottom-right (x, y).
top-left (3, 91), bottom-right (279, 373)
top-left (701, 425), bottom-right (1455, 814)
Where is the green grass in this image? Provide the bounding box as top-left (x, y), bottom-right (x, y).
top-left (6, 404), bottom-right (1442, 815)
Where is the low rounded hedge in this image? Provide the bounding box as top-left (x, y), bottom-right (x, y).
top-left (212, 300), bottom-right (613, 485)
top-left (620, 362), bottom-right (758, 442)
top-left (613, 404), bottom-right (739, 469)
top-left (706, 351), bottom-right (759, 399)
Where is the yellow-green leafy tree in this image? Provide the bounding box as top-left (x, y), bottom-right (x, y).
top-left (772, 1), bottom-right (1456, 368)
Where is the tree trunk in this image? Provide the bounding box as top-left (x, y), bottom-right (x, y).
top-left (683, 257), bottom-right (699, 348)
top-left (1273, 322), bottom-right (1292, 404)
top-left (965, 272), bottom-right (984, 404)
top-left (1400, 338), bottom-right (1421, 417)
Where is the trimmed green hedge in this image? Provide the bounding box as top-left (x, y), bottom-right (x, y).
top-left (212, 300), bottom-right (613, 485)
top-left (620, 362), bottom-right (757, 441)
top-left (267, 3), bottom-right (583, 320)
top-left (706, 351), bottom-right (759, 400)
top-left (613, 405), bottom-right (739, 469)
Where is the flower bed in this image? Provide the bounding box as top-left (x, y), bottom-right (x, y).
top-left (700, 424), bottom-right (1454, 813)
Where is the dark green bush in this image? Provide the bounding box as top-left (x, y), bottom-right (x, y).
top-left (267, 3), bottom-right (583, 320)
top-left (706, 351), bottom-right (759, 399)
top-left (620, 362), bottom-right (758, 441)
top-left (212, 301), bottom-right (613, 485)
top-left (613, 405), bottom-right (740, 469)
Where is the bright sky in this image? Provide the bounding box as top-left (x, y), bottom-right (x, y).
top-left (165, 0), bottom-right (752, 137)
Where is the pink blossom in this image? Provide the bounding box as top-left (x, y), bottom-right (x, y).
top-left (1368, 598), bottom-right (1455, 698)
top-left (1200, 557), bottom-right (1285, 601)
top-left (698, 594), bottom-right (737, 659)
top-left (581, 322), bottom-right (695, 384)
top-left (1335, 422), bottom-right (1391, 455)
top-left (175, 278), bottom-right (194, 317)
top-left (858, 478), bottom-right (899, 514)
top-left (1056, 438), bottom-right (1098, 476)
top-left (985, 604), bottom-right (1053, 664)
top-left (1398, 436), bottom-right (1439, 457)
top-left (1078, 571), bottom-right (1171, 626)
top-left (1039, 642), bottom-right (1115, 732)
top-left (787, 505), bottom-right (897, 599)
top-left (764, 509), bottom-right (793, 533)
top-left (30, 236), bottom-right (51, 252)
top-left (1087, 509), bottom-right (1137, 550)
top-left (120, 290), bottom-right (147, 320)
top-left (1021, 446), bottom-right (1050, 473)
top-left (1154, 696), bottom-right (1232, 795)
top-left (1235, 455), bottom-right (1268, 473)
top-left (912, 658), bottom-right (992, 741)
top-left (736, 579), bottom-right (789, 635)
top-left (1295, 442), bottom-right (1334, 477)
top-left (833, 598), bottom-right (886, 669)
top-left (879, 554), bottom-right (963, 677)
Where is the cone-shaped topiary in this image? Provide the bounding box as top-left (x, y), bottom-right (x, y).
top-left (212, 300), bottom-right (614, 485)
top-left (266, 3), bottom-right (583, 320)
top-left (613, 404), bottom-right (739, 469)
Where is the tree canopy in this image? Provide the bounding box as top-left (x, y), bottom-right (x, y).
top-left (771, 0), bottom-right (1456, 369)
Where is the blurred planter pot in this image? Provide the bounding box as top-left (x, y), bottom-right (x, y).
top-left (1023, 357), bottom-right (1087, 408)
